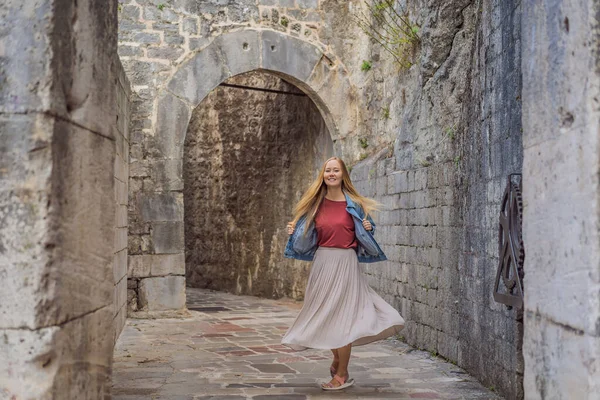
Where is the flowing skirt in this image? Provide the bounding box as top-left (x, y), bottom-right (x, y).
top-left (282, 247), bottom-right (405, 351)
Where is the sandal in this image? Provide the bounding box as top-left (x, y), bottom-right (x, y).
top-left (321, 374), bottom-right (355, 391)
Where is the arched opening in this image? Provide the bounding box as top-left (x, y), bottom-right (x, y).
top-left (126, 29), bottom-right (358, 315)
top-left (183, 71), bottom-right (332, 299)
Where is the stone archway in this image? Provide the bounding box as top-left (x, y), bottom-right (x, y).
top-left (129, 29), bottom-right (358, 314)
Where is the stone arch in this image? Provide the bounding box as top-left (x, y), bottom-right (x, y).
top-left (153, 29), bottom-right (358, 160)
top-left (134, 29), bottom-right (358, 314)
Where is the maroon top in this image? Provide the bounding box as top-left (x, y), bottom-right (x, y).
top-left (314, 198), bottom-right (358, 249)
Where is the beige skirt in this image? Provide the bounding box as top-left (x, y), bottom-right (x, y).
top-left (282, 247), bottom-right (405, 351)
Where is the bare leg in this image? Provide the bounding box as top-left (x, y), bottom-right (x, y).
top-left (325, 343), bottom-right (352, 387)
top-left (330, 349), bottom-right (339, 373)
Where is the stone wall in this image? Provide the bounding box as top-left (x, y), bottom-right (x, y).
top-left (114, 60), bottom-right (132, 343)
top-left (351, 0), bottom-right (525, 397)
top-left (115, 0), bottom-right (585, 397)
top-left (0, 0), bottom-right (124, 398)
top-left (521, 0), bottom-right (600, 398)
top-left (183, 72), bottom-right (331, 299)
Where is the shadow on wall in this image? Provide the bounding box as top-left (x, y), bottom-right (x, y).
top-left (183, 71), bottom-right (333, 300)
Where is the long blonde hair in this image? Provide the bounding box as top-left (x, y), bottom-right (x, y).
top-left (290, 157), bottom-right (379, 229)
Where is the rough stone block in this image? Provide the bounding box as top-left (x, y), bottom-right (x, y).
top-left (113, 276), bottom-right (128, 316)
top-left (147, 46), bottom-right (184, 59)
top-left (152, 158), bottom-right (184, 191)
top-left (116, 204), bottom-right (128, 228)
top-left (113, 248), bottom-right (128, 283)
top-left (167, 45), bottom-right (229, 105)
top-left (129, 254), bottom-right (150, 278)
top-left (127, 289), bottom-right (138, 312)
top-left (261, 30), bottom-right (322, 83)
top-left (182, 17), bottom-right (198, 34)
top-left (165, 32), bottom-right (184, 45)
top-left (0, 307), bottom-right (113, 399)
top-left (128, 253), bottom-right (185, 278)
top-left (118, 45), bottom-right (143, 57)
top-left (134, 32), bottom-right (161, 44)
top-left (139, 276), bottom-right (186, 311)
top-left (393, 171), bottom-right (408, 193)
top-left (113, 303), bottom-right (127, 343)
top-left (297, 0), bottom-right (318, 8)
top-left (154, 92), bottom-right (192, 158)
top-left (139, 192), bottom-right (184, 222)
top-left (214, 29), bottom-right (261, 77)
top-left (151, 221), bottom-right (184, 254)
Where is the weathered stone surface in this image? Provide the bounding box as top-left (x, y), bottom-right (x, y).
top-left (129, 253), bottom-right (185, 278)
top-left (2, 1), bottom-right (128, 397)
top-left (0, 113), bottom-right (53, 329)
top-left (147, 46), bottom-right (185, 60)
top-left (152, 158), bottom-right (184, 191)
top-left (521, 0), bottom-right (600, 397)
top-left (151, 221), bottom-right (184, 254)
top-left (139, 192), bottom-right (184, 222)
top-left (167, 44), bottom-right (230, 105)
top-left (297, 0), bottom-right (318, 9)
top-left (214, 29), bottom-right (261, 76)
top-left (261, 30), bottom-right (322, 82)
top-left (154, 92), bottom-right (192, 158)
top-left (0, 307), bottom-right (114, 399)
top-left (138, 276), bottom-right (186, 311)
top-left (183, 72), bottom-right (330, 299)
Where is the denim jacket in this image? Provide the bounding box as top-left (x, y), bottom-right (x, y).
top-left (284, 193), bottom-right (387, 263)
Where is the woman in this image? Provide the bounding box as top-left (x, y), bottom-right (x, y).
top-left (282, 157), bottom-right (405, 391)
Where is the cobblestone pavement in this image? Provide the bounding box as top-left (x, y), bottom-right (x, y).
top-left (112, 288), bottom-right (502, 400)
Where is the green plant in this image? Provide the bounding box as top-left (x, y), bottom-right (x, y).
top-left (354, 0), bottom-right (420, 69)
top-left (429, 349), bottom-right (438, 358)
top-left (360, 153), bottom-right (368, 161)
top-left (445, 125), bottom-right (456, 141)
top-left (280, 16), bottom-right (289, 27)
top-left (358, 137), bottom-right (369, 149)
top-left (489, 386), bottom-right (496, 392)
top-left (157, 3), bottom-right (166, 10)
top-left (382, 106), bottom-right (390, 119)
top-left (118, 4), bottom-right (122, 12)
top-left (454, 155), bottom-right (461, 168)
top-left (361, 60), bottom-right (372, 71)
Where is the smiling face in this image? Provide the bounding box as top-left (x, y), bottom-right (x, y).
top-left (323, 159), bottom-right (344, 188)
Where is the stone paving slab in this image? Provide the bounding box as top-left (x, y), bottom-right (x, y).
top-left (113, 288), bottom-right (503, 399)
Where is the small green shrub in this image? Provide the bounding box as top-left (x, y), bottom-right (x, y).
top-left (358, 137), bottom-right (369, 149)
top-left (157, 3), bottom-right (166, 11)
top-left (361, 60), bottom-right (372, 71)
top-left (280, 16), bottom-right (289, 27)
top-left (354, 0), bottom-right (420, 70)
top-left (382, 106), bottom-right (390, 119)
top-left (360, 153), bottom-right (368, 161)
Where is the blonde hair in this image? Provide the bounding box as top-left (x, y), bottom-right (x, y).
top-left (290, 157), bottom-right (379, 229)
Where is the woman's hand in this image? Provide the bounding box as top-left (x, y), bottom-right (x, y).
top-left (362, 219), bottom-right (372, 231)
top-left (287, 222), bottom-right (295, 235)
